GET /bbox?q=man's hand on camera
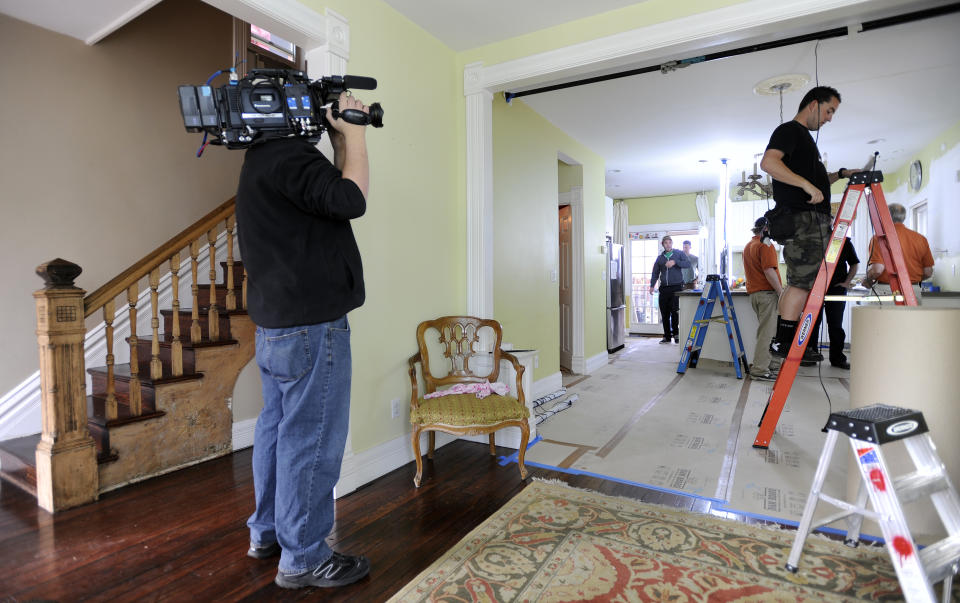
[326,92,370,139]
[327,91,370,198]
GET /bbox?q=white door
[559,205,573,369]
[629,228,702,335]
[629,232,664,335]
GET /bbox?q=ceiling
[3,0,959,199]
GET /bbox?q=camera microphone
[341,75,377,90]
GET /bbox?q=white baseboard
[531,371,563,400]
[232,417,257,451]
[333,371,562,496]
[333,429,460,498]
[585,351,609,374]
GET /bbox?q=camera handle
[330,101,384,128]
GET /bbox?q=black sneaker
[247,541,281,560]
[275,552,370,589]
[659,337,671,344]
[769,339,787,359]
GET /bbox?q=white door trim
[463,0,887,335]
[559,186,586,373]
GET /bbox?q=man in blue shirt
[649,235,692,343]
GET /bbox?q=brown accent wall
[0,0,243,396]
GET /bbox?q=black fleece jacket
[235,138,366,328]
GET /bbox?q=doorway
[558,204,573,370]
[628,225,701,335]
[557,179,585,373]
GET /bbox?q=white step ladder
[786,404,960,602]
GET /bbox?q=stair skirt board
[0,230,238,441]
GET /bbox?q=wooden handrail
[84,197,236,317]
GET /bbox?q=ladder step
[893,471,950,505]
[919,534,960,584]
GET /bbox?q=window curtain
[695,192,714,276]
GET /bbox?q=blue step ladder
[677,274,749,378]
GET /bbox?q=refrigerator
[606,238,626,353]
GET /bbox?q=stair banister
[32,197,239,512]
[82,198,236,318]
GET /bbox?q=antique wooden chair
[407,316,530,487]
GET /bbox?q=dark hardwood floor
[0,440,785,602]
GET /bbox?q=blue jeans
[247,316,352,573]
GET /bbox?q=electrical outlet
[390,398,402,419]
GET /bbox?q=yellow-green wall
[494,97,606,378]
[621,193,701,225]
[887,119,960,194]
[301,0,462,452]
[558,161,583,194]
[456,0,747,68]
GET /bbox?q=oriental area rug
[389,480,905,602]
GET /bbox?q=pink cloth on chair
[423,381,510,400]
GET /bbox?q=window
[912,201,928,237]
[233,20,302,76]
[250,25,295,63]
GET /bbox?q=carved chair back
[415,316,503,395]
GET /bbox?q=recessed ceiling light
[867,138,886,145]
[698,159,708,163]
[608,169,621,173]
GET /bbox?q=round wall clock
[909,160,922,191]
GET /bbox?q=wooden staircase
[0,199,256,511]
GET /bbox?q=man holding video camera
[236,91,372,590]
[759,86,854,360]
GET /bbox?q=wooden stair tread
[0,433,39,463]
[131,334,242,348]
[88,395,167,428]
[0,433,40,496]
[87,363,206,386]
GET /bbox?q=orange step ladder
[753,170,917,449]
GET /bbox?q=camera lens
[368,103,384,128]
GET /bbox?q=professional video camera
[178,68,383,151]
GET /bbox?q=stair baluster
[149,268,162,380]
[242,267,248,310]
[170,252,183,377]
[103,299,117,421]
[226,216,237,311]
[207,228,220,341]
[190,241,201,344]
[127,283,142,416]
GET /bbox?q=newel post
[33,258,98,512]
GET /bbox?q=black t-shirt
[829,237,860,291]
[766,120,831,215]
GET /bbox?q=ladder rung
[818,492,884,522]
[919,534,960,584]
[893,472,950,505]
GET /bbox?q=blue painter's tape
[500,447,725,505]
[497,434,542,466]
[711,504,884,543]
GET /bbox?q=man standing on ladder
[759,86,855,362]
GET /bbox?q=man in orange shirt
[862,203,933,302]
[744,218,783,381]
